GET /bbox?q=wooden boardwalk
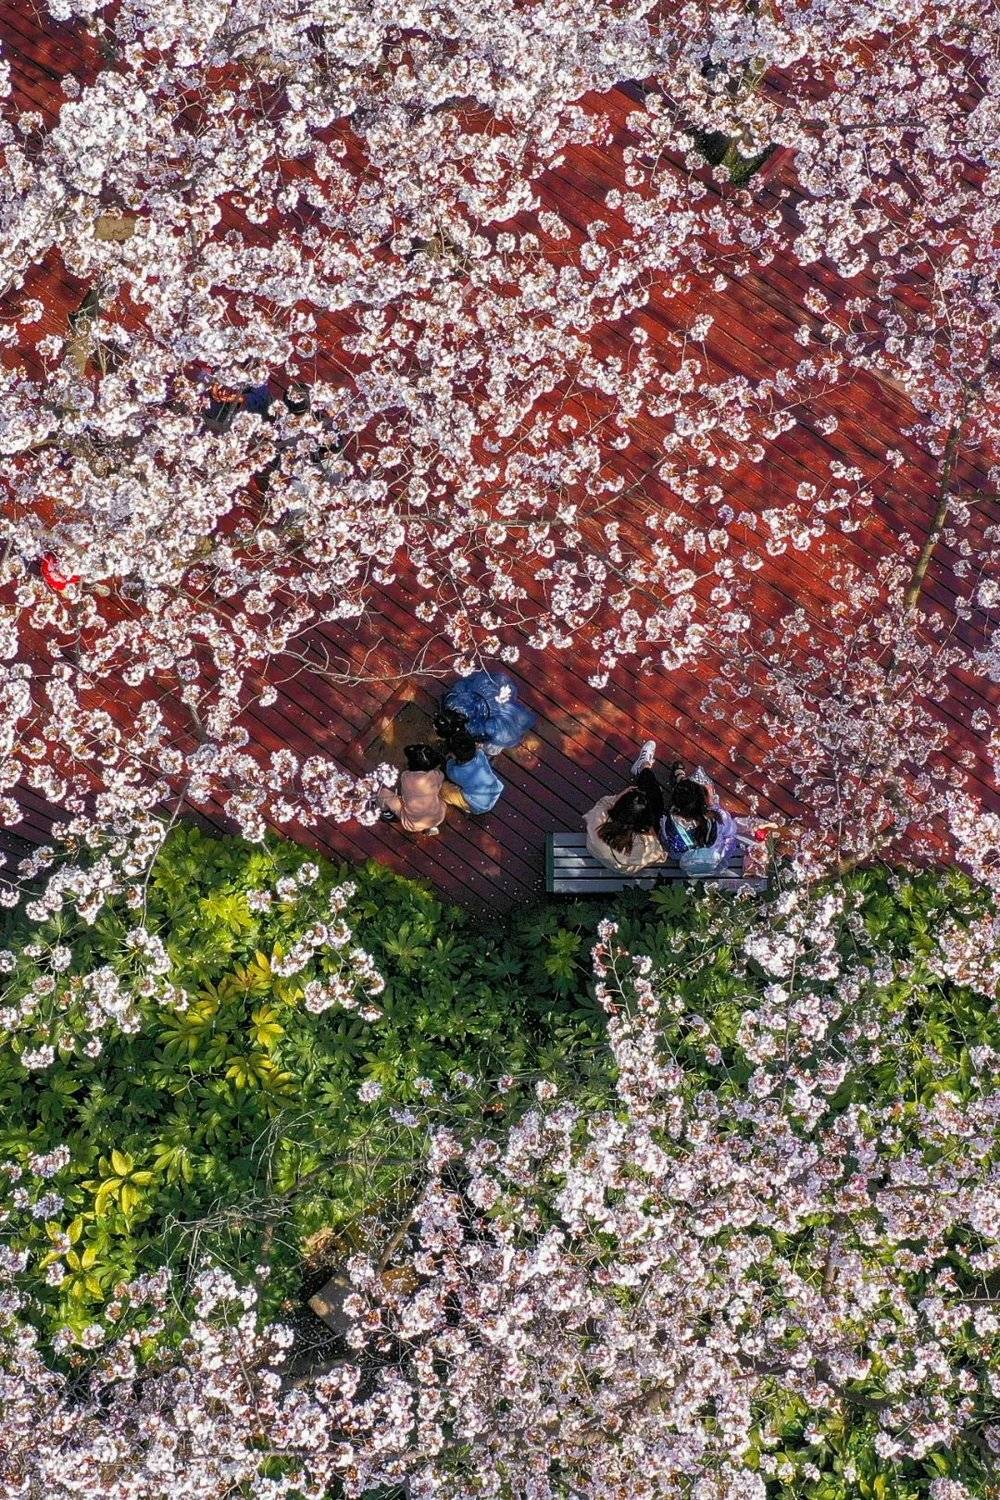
[1,9,997,912]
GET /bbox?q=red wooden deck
[1,8,997,912]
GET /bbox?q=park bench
[545,831,767,895]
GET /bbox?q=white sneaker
[631,740,656,775]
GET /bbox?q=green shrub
[0,824,611,1339]
[2,819,996,1401]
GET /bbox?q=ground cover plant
[0,822,608,1342]
[1,822,999,1497]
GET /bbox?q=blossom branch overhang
[0,0,993,881]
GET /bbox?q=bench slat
[551,864,683,876]
[553,868,683,878]
[545,831,754,895]
[551,877,652,891]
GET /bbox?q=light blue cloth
[443,670,536,752]
[445,751,504,813]
[661,806,740,876]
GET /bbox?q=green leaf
[250,1005,284,1050]
[93,1179,121,1216]
[119,1183,141,1215]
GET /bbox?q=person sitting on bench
[660,759,777,876]
[659,763,739,877]
[583,741,667,874]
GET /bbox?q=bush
[3,826,999,1499]
[0,824,614,1340]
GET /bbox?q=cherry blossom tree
[0,0,994,876]
[702,556,974,873]
[0,5,997,1495]
[3,887,1000,1498]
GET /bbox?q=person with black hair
[376,743,456,834]
[204,377,274,432]
[284,382,311,415]
[583,741,668,873]
[658,766,718,852]
[438,725,504,814]
[433,706,471,742]
[203,380,241,434]
[659,761,777,877]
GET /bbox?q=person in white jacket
[583,741,666,874]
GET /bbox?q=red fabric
[40,554,79,591]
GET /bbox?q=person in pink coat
[377,744,463,834]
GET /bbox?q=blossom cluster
[1,880,998,1496]
[0,0,992,891]
[0,839,383,1064]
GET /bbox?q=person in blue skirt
[435,716,504,813]
[243,382,275,419]
[442,669,536,754]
